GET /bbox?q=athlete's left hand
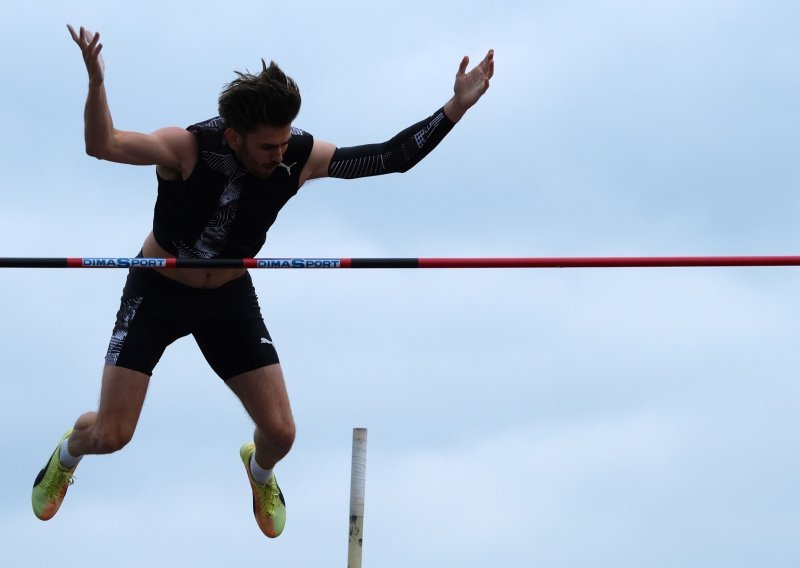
[445,50,494,121]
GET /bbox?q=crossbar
[1,256,800,269]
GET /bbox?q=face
[225,124,292,179]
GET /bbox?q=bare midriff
[141,232,246,289]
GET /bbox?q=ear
[224,127,242,151]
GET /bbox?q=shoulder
[187,116,226,134]
[148,126,199,181]
[299,138,337,183]
[151,126,197,147]
[186,117,226,148]
[286,127,314,162]
[289,127,313,150]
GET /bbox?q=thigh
[95,364,151,436]
[226,364,294,433]
[194,315,279,380]
[192,273,279,380]
[106,269,193,376]
[70,365,151,455]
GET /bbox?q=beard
[236,145,279,179]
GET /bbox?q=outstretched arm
[301,50,494,184]
[67,25,196,180]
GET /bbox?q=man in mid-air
[32,24,494,537]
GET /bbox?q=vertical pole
[348,428,368,568]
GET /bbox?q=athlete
[32,24,494,538]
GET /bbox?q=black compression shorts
[104,268,279,380]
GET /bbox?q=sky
[1,0,799,566]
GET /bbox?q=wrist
[443,98,467,123]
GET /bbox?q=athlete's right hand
[67,24,105,85]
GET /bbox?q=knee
[91,424,135,454]
[273,421,296,454]
[261,420,296,455]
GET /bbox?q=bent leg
[227,363,295,470]
[67,365,150,456]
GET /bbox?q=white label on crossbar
[256,259,341,268]
[82,258,169,268]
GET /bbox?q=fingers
[457,55,470,76]
[87,30,102,53]
[483,49,495,79]
[67,24,79,42]
[67,24,89,45]
[476,49,494,81]
[67,24,101,52]
[459,50,495,79]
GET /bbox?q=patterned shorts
[105,268,279,380]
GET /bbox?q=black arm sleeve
[327,107,456,179]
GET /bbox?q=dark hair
[218,59,301,133]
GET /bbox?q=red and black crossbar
[2,256,800,269]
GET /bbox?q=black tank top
[152,117,314,258]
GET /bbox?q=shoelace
[257,478,280,516]
[44,466,75,500]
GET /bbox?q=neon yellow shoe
[32,429,78,520]
[239,443,286,538]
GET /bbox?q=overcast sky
[2,1,799,566]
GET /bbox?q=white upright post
[348,428,368,568]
